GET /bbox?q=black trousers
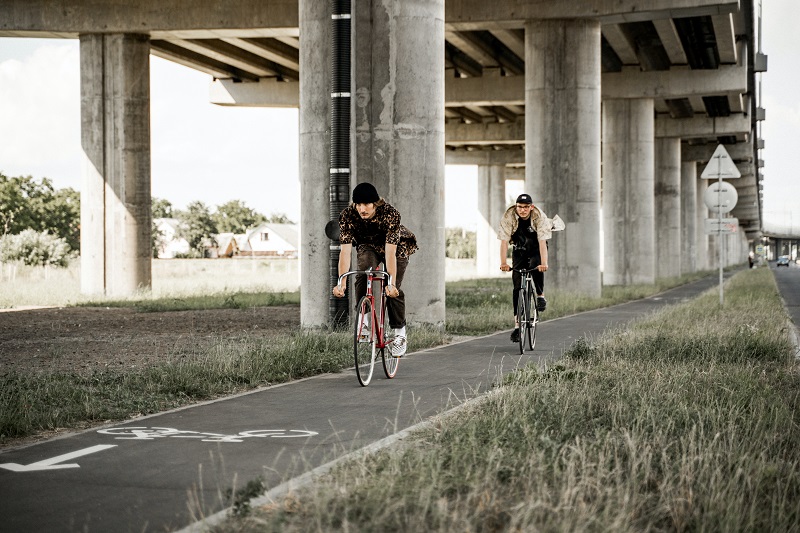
[511,249,544,316]
[353,247,409,329]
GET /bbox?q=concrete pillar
[352,0,445,326]
[525,19,601,297]
[79,33,151,296]
[680,161,698,273]
[696,178,710,270]
[602,98,655,285]
[476,165,505,277]
[299,0,331,327]
[654,137,681,279]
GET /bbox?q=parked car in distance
[777,255,790,267]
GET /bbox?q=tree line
[1,173,476,265]
[0,173,291,266]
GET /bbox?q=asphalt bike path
[0,272,740,532]
[770,261,800,348]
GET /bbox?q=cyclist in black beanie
[332,182,418,357]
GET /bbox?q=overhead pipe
[329,0,351,327]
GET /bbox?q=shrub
[0,229,73,267]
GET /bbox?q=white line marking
[0,444,117,472]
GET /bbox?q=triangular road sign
[701,144,742,179]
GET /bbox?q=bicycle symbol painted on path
[97,427,318,443]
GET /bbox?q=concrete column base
[476,165,505,277]
[680,160,698,273]
[602,98,655,285]
[525,18,602,297]
[696,178,710,270]
[655,137,681,279]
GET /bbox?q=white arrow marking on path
[0,444,117,472]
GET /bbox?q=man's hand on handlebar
[385,284,400,298]
[332,284,346,298]
[537,264,548,272]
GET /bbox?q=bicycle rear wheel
[354,296,376,386]
[517,288,527,355]
[380,299,399,378]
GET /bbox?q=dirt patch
[0,305,301,375]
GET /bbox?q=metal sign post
[701,144,741,306]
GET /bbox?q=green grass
[227,267,800,532]
[80,290,300,312]
[445,270,711,335]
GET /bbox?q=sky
[0,38,481,230]
[0,0,795,233]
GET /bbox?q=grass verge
[79,290,300,312]
[228,267,799,532]
[445,270,711,335]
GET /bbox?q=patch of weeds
[540,364,586,381]
[226,476,265,518]
[565,336,595,361]
[223,293,238,309]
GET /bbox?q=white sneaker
[390,335,407,358]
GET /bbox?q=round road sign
[703,181,738,214]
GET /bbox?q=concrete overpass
[0,0,767,326]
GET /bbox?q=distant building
[214,232,239,258]
[153,219,298,259]
[238,223,298,258]
[153,218,190,258]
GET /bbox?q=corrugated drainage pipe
[329,0,351,328]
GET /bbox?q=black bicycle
[514,267,540,354]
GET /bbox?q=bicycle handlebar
[512,267,542,274]
[337,268,394,288]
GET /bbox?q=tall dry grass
[229,267,799,532]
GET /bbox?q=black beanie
[352,182,380,204]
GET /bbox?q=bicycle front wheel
[517,288,527,355]
[354,296,376,386]
[380,299,399,379]
[527,296,537,351]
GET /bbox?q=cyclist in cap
[498,193,552,343]
[332,182,418,357]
